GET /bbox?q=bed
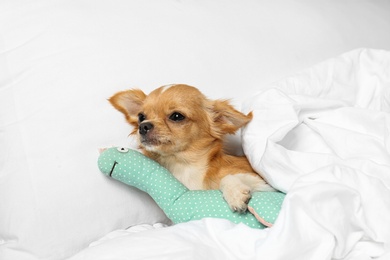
[1,1,390,259]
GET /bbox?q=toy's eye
[117,147,129,153]
[138,113,146,123]
[169,112,185,122]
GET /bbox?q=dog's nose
[139,122,153,135]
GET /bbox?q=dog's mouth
[140,136,171,148]
[140,138,159,146]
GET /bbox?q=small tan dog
[109,84,274,212]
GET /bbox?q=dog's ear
[209,100,253,138]
[109,89,146,127]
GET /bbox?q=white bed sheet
[70,49,390,260]
[69,219,268,260]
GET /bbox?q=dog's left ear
[209,100,253,137]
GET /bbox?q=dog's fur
[109,84,274,212]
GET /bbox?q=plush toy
[98,147,285,229]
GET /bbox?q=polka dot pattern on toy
[98,147,285,229]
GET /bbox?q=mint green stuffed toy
[98,147,285,229]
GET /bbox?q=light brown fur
[109,84,274,212]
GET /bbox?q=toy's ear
[208,100,253,138]
[109,89,147,129]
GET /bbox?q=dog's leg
[220,174,275,213]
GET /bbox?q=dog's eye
[169,112,185,122]
[138,113,146,123]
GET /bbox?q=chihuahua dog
[109,84,274,212]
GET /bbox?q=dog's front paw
[220,175,252,213]
[223,187,251,213]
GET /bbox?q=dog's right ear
[109,89,146,127]
[208,99,253,139]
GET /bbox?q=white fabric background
[1,1,390,259]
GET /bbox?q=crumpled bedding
[242,48,390,259]
[69,49,390,260]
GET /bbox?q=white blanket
[242,48,390,259]
[69,49,390,260]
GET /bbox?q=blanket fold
[242,49,390,259]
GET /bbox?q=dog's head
[109,84,252,156]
